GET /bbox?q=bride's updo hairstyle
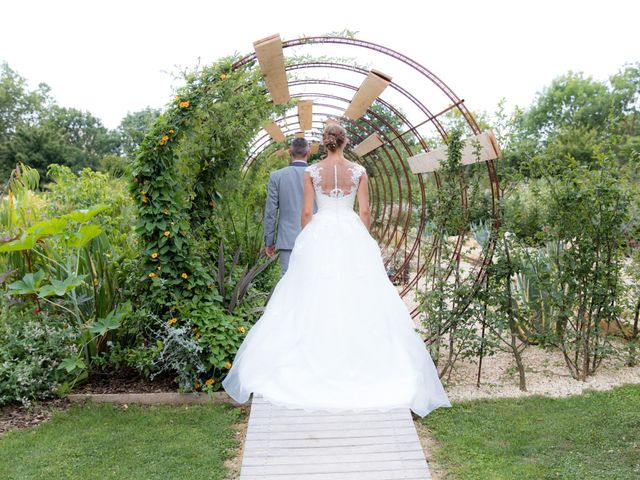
[322,123,347,152]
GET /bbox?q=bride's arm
[301,172,315,229]
[356,171,371,231]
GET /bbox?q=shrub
[0,302,79,406]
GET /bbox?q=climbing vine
[125,56,287,389]
[130,57,284,312]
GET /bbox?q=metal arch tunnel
[231,35,501,319]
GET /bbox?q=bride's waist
[314,207,359,216]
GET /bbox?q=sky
[1,0,638,130]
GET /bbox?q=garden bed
[0,398,71,435]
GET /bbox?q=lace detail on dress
[305,163,365,198]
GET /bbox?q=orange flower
[205,378,214,385]
[169,129,174,133]
[220,74,227,81]
[167,317,177,325]
[194,382,201,389]
[179,101,190,108]
[141,196,148,203]
[181,272,188,279]
[163,231,171,237]
[151,252,159,259]
[148,272,157,278]
[224,361,232,369]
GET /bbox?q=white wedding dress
[222,161,452,417]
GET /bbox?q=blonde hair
[322,123,347,152]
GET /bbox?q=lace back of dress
[308,162,363,198]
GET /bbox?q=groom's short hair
[290,138,310,159]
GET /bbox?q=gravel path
[441,340,640,402]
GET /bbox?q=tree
[0,123,68,180]
[518,64,639,145]
[0,62,51,139]
[43,106,121,169]
[118,107,161,159]
[0,63,122,181]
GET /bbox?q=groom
[264,137,315,276]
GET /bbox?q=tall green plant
[530,141,632,380]
[418,127,486,379]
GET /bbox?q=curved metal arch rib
[231,35,500,320]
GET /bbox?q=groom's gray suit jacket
[264,160,316,250]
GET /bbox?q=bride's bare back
[301,157,371,230]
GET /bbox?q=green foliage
[515,63,640,169]
[0,302,79,406]
[117,107,161,159]
[418,127,486,379]
[42,106,121,168]
[130,57,278,305]
[0,62,123,181]
[0,163,136,395]
[126,56,285,388]
[527,141,633,380]
[44,163,136,255]
[0,61,51,138]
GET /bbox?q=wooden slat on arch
[352,133,383,157]
[344,69,392,120]
[253,34,290,104]
[263,121,286,142]
[408,130,501,173]
[298,100,313,131]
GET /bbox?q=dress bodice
[305,162,366,213]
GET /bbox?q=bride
[222,123,451,417]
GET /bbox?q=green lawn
[422,383,640,479]
[0,402,244,480]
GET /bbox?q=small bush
[0,302,79,406]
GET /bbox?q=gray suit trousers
[278,249,292,276]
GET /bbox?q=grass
[422,383,640,479]
[0,401,244,480]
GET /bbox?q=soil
[414,420,450,480]
[0,368,177,435]
[0,397,72,435]
[224,405,251,480]
[73,367,178,394]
